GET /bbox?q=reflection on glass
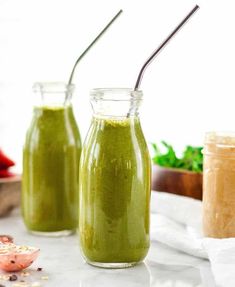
[78,262,150,287]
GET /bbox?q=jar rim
[33,82,75,93]
[204,131,235,146]
[90,88,143,101]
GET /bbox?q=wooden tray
[151,164,203,200]
[0,175,21,217]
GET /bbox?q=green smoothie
[22,105,81,233]
[79,116,151,264]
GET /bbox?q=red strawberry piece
[0,235,14,244]
[0,169,15,178]
[0,150,15,170]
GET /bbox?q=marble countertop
[0,210,216,287]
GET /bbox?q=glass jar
[79,88,151,268]
[22,82,82,236]
[203,132,235,238]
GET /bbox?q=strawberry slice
[0,149,15,170]
[0,169,15,178]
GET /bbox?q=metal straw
[134,5,199,90]
[68,9,123,85]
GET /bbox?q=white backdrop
[0,0,235,171]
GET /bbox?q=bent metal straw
[134,5,199,90]
[68,9,123,85]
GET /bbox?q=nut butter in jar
[203,132,235,238]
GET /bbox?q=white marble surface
[0,210,216,287]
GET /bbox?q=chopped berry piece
[0,235,14,243]
[0,169,15,178]
[0,150,15,169]
[9,274,17,281]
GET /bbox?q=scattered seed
[0,243,39,255]
[9,274,18,281]
[12,283,30,287]
[41,276,48,280]
[31,282,42,287]
[0,274,9,280]
[21,272,30,277]
[11,260,15,264]
[37,267,42,271]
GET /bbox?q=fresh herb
[152,141,203,173]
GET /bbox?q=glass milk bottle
[79,88,151,268]
[22,82,81,236]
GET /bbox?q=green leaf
[151,141,203,172]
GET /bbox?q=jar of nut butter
[203,132,235,238]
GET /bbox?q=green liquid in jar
[79,116,151,263]
[22,105,81,232]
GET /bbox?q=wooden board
[0,175,21,217]
[151,165,203,200]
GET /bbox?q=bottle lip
[90,88,143,101]
[33,82,75,93]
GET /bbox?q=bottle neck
[33,82,74,107]
[90,88,143,119]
